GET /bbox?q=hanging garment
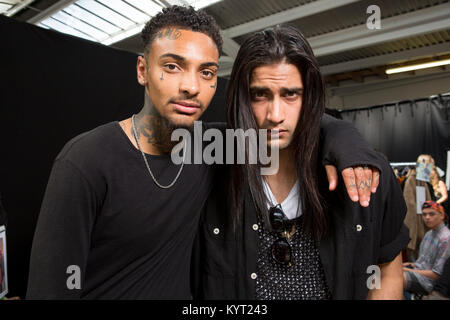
[403,172,432,258]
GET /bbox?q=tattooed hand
[325,165,380,207]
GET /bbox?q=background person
[403,201,450,298]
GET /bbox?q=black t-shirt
[0,193,6,227]
[27,122,214,299]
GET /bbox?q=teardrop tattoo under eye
[160,73,164,80]
[210,83,216,88]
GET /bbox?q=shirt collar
[433,223,445,233]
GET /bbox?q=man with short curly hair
[141,5,223,57]
[27,5,225,300]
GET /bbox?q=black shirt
[26,114,384,299]
[192,127,410,300]
[27,121,214,299]
[0,193,6,227]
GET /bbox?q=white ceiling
[4,0,450,108]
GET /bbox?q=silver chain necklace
[131,114,186,189]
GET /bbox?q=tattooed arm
[320,114,382,207]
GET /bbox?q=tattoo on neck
[156,28,182,41]
[135,113,177,154]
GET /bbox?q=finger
[325,165,338,191]
[363,166,373,204]
[354,166,370,207]
[371,169,380,193]
[341,168,359,202]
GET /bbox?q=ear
[137,56,147,85]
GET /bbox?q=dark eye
[251,92,267,101]
[285,91,300,100]
[201,70,215,79]
[164,64,179,71]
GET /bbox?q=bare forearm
[437,195,448,204]
[367,253,403,300]
[407,269,440,281]
[437,181,448,204]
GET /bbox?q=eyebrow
[159,53,185,62]
[200,62,219,69]
[250,86,303,93]
[159,53,219,69]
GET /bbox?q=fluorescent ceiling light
[386,59,450,74]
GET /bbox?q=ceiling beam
[219,0,362,72]
[311,2,450,56]
[219,3,450,77]
[5,0,36,17]
[220,31,240,58]
[328,68,450,98]
[222,0,360,39]
[320,42,450,75]
[27,0,77,24]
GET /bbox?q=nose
[179,69,200,97]
[266,96,285,125]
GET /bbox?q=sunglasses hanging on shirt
[268,204,295,267]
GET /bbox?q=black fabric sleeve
[0,193,7,227]
[377,167,410,264]
[190,208,204,300]
[26,159,98,299]
[320,114,382,172]
[203,122,226,133]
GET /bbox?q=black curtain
[340,95,450,171]
[0,15,227,297]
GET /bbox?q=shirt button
[213,228,220,235]
[356,224,362,232]
[250,273,257,280]
[252,224,259,231]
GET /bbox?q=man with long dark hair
[193,25,409,300]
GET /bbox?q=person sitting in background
[423,257,450,300]
[403,201,450,297]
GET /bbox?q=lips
[172,101,200,115]
[267,128,287,135]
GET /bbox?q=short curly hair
[141,5,223,56]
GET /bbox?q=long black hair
[227,25,327,240]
